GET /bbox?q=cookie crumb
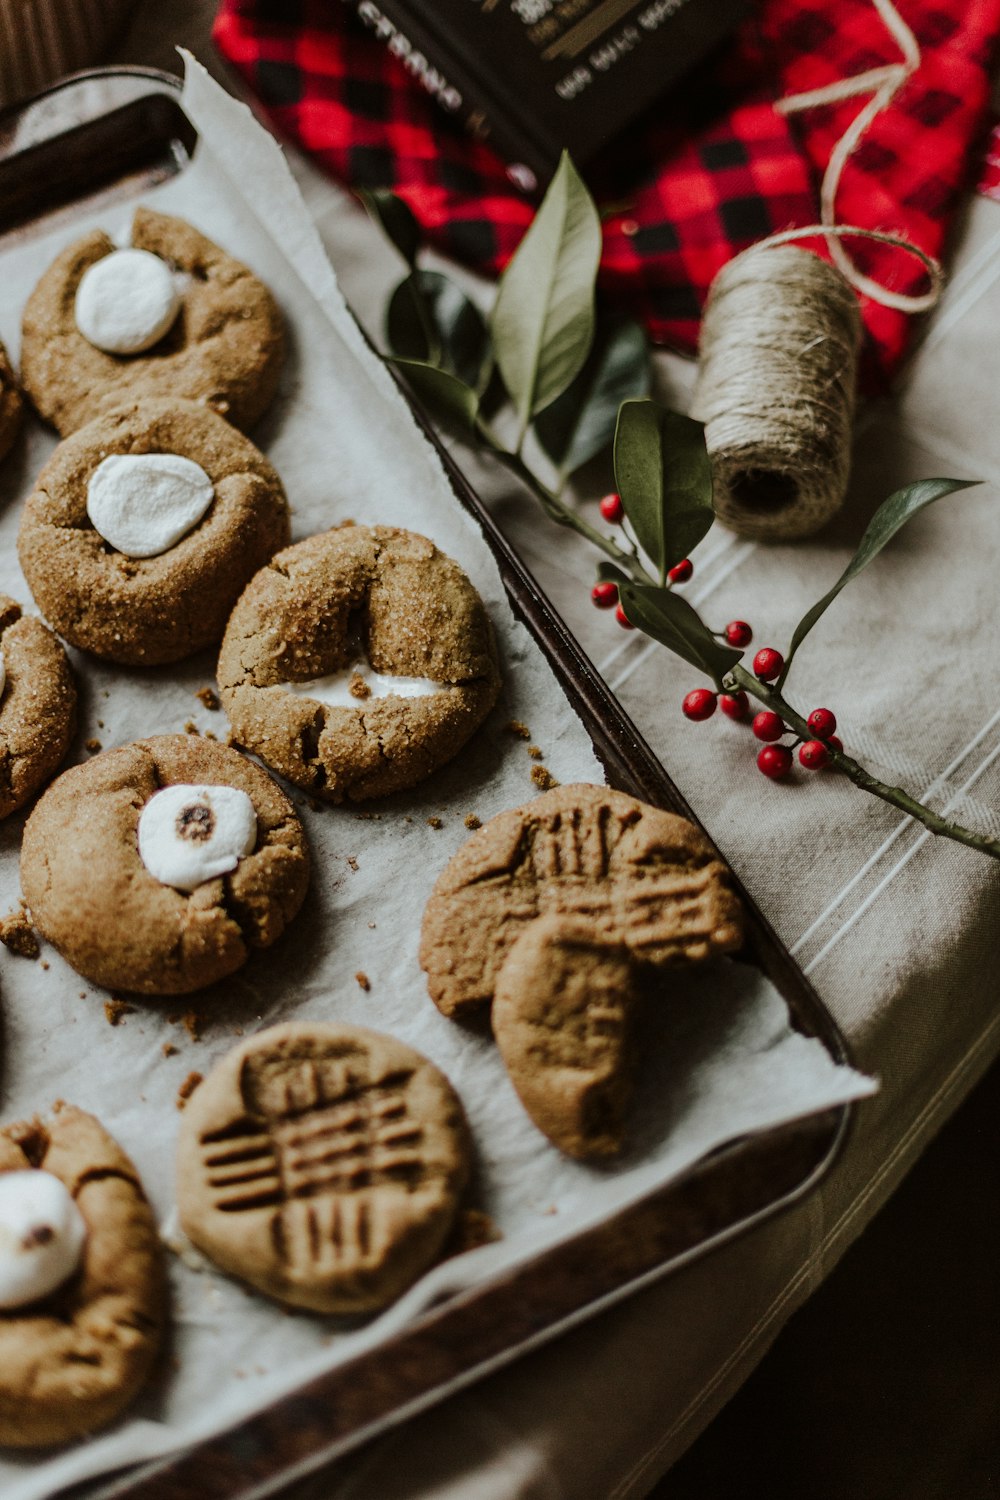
[85,738,102,754]
[367,921,376,929]
[40,960,49,970]
[104,997,136,1026]
[528,745,543,759]
[426,816,443,829]
[172,1010,204,1042]
[505,719,531,740]
[176,1072,203,1110]
[162,1042,178,1058]
[346,855,359,872]
[183,720,200,736]
[531,765,558,791]
[204,730,218,742]
[348,671,371,700]
[464,813,481,830]
[196,687,221,711]
[0,908,39,959]
[355,971,371,991]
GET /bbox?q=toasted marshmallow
[0,1170,87,1309]
[87,453,214,558]
[138,783,257,893]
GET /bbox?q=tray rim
[0,65,855,1500]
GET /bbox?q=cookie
[0,340,23,464]
[20,207,284,435]
[0,1102,164,1448]
[419,783,743,1019]
[0,595,76,819]
[176,1023,470,1315]
[492,915,637,1159]
[17,399,290,666]
[20,735,310,994]
[218,524,502,802]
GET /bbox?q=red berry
[757,744,793,779]
[615,602,634,630]
[827,734,843,754]
[807,707,837,739]
[753,647,784,681]
[591,580,619,609]
[724,620,753,647]
[752,710,785,743]
[668,558,693,584]
[798,739,830,770]
[600,492,624,523]
[682,688,717,722]
[719,691,750,720]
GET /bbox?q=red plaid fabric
[214,0,1000,385]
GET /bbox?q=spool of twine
[691,242,862,542]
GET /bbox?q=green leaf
[596,560,631,585]
[618,583,743,684]
[387,270,492,391]
[535,318,650,478]
[613,400,714,583]
[391,359,479,432]
[782,477,979,682]
[489,152,602,433]
[357,189,420,267]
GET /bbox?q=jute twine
[690,0,944,541]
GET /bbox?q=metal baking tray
[0,67,853,1500]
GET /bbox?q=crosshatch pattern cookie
[218,524,502,802]
[17,399,290,666]
[0,1103,164,1448]
[0,594,76,820]
[420,783,744,1019]
[0,339,23,464]
[20,735,310,994]
[20,207,285,435]
[176,1023,471,1315]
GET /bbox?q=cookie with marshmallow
[20,735,310,994]
[17,398,289,665]
[0,594,76,819]
[0,1102,164,1447]
[20,206,284,435]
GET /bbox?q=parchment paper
[0,59,875,1500]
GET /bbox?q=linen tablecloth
[83,6,1000,1492]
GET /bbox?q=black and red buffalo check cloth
[214,0,1000,385]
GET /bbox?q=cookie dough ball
[17,399,290,666]
[420,783,744,1019]
[218,525,502,803]
[20,207,284,435]
[0,1103,164,1448]
[0,595,76,819]
[176,1023,471,1314]
[21,735,310,994]
[0,340,23,464]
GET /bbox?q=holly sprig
[360,162,998,864]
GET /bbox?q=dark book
[349,0,747,189]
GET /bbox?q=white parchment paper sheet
[0,60,875,1499]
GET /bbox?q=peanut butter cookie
[18,398,290,666]
[176,1023,470,1315]
[0,595,76,819]
[20,735,310,995]
[20,207,284,435]
[0,1103,164,1448]
[0,339,23,464]
[218,524,501,802]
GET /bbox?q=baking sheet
[0,58,875,1500]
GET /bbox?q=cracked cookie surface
[218,524,501,802]
[0,595,76,820]
[176,1022,470,1314]
[0,340,23,464]
[20,207,284,435]
[17,398,290,666]
[20,735,310,994]
[0,1102,165,1448]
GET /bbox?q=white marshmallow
[0,1170,87,1309]
[87,453,215,558]
[138,784,257,893]
[75,248,181,354]
[284,660,449,708]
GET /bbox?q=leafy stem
[727,665,1000,863]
